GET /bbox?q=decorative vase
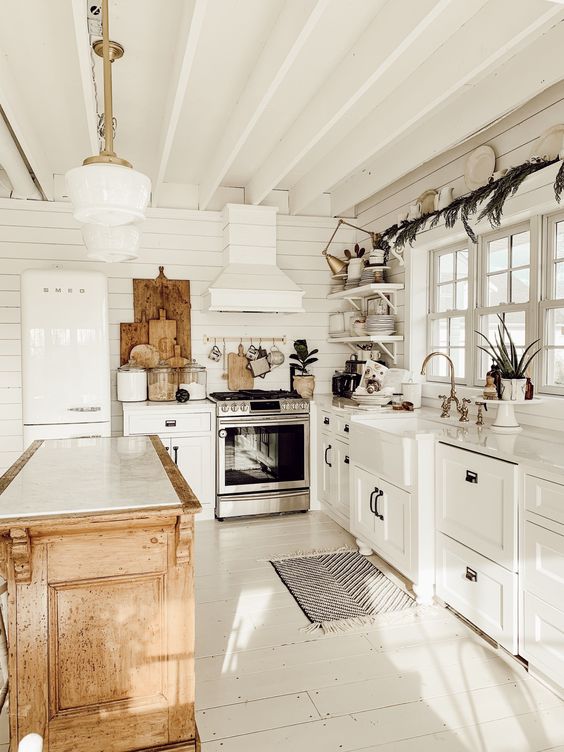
[500,377,527,401]
[293,374,315,399]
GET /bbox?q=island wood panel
[4,513,197,752]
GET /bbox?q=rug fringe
[260,545,356,563]
[301,615,376,635]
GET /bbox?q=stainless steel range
[209,389,310,520]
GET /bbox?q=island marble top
[0,436,190,521]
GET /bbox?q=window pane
[450,316,465,347]
[438,283,454,312]
[556,222,564,259]
[487,273,508,306]
[547,308,564,347]
[439,253,454,282]
[511,268,529,304]
[431,318,448,348]
[547,349,564,386]
[456,281,468,310]
[428,349,449,378]
[456,251,468,279]
[555,262,564,299]
[478,312,526,378]
[488,237,508,272]
[511,231,530,267]
[450,348,465,379]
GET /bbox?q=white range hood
[205,204,304,313]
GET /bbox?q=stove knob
[301,401,307,409]
[231,404,238,412]
[221,404,229,413]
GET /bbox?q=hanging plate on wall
[464,145,496,190]
[530,124,564,160]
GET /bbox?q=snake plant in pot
[290,339,318,398]
[475,314,541,400]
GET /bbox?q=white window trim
[539,210,564,395]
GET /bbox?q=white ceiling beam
[331,22,564,217]
[152,0,208,207]
[289,0,564,216]
[197,0,330,211]
[245,0,478,207]
[70,0,99,156]
[0,55,52,199]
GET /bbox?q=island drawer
[127,411,212,436]
[523,520,564,607]
[525,474,564,527]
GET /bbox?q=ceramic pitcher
[434,186,454,210]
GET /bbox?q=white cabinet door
[523,592,564,688]
[317,431,333,505]
[376,477,412,574]
[330,439,350,523]
[172,435,214,506]
[350,465,378,544]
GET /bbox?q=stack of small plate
[365,314,395,336]
[352,392,392,407]
[330,273,346,294]
[359,264,388,286]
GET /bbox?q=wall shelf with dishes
[327,335,403,362]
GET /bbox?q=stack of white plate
[365,314,395,336]
[352,393,392,406]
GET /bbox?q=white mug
[407,202,421,221]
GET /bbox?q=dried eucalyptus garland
[377,156,561,253]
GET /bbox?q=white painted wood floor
[195,512,564,751]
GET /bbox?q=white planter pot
[500,377,527,401]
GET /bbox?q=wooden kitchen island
[0,435,201,752]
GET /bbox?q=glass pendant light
[66,0,150,260]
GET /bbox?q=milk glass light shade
[82,222,141,263]
[66,163,151,226]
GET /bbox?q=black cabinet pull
[323,417,330,425]
[465,470,478,484]
[374,489,384,520]
[369,490,376,515]
[344,424,350,433]
[344,455,350,464]
[465,566,477,582]
[324,445,332,467]
[165,419,177,427]
[173,445,179,465]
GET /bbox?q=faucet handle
[459,397,471,423]
[438,394,450,418]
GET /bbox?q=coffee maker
[332,371,361,398]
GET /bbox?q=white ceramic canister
[117,364,147,402]
[401,378,422,408]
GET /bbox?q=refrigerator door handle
[68,406,102,412]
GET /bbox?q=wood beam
[245,0,475,208]
[197,0,330,211]
[331,22,564,217]
[152,0,208,207]
[70,0,99,156]
[289,0,564,216]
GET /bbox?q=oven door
[217,415,309,495]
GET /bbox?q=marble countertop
[123,399,214,411]
[0,436,190,521]
[314,395,564,477]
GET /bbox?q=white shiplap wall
[354,79,564,370]
[0,200,352,474]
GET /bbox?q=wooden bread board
[133,267,191,359]
[149,309,177,362]
[166,345,189,368]
[120,316,149,365]
[228,344,254,390]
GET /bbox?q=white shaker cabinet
[123,402,216,520]
[316,409,351,529]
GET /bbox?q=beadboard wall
[0,200,352,474]
[354,79,564,372]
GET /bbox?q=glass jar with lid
[178,359,207,400]
[148,366,177,401]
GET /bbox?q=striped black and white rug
[270,548,415,634]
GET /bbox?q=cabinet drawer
[319,410,333,431]
[436,533,517,653]
[436,443,517,570]
[128,411,211,436]
[524,592,564,689]
[334,416,352,440]
[524,521,564,607]
[525,474,564,527]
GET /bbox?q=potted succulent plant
[475,314,541,401]
[290,339,318,398]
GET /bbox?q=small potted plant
[475,315,541,401]
[290,339,318,398]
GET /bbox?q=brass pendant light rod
[83,0,131,168]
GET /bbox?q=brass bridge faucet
[420,352,470,422]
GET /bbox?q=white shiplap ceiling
[0,0,563,214]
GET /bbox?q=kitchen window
[427,245,472,382]
[540,212,564,394]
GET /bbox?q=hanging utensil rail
[203,335,287,345]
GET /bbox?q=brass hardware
[92,39,124,62]
[421,352,467,420]
[321,218,383,274]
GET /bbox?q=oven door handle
[218,416,308,427]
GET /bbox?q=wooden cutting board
[228,344,254,391]
[149,309,177,361]
[166,344,189,368]
[120,314,148,365]
[133,267,191,359]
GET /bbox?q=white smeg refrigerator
[21,269,111,446]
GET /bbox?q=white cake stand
[486,398,540,433]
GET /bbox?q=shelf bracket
[374,291,397,314]
[377,341,396,362]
